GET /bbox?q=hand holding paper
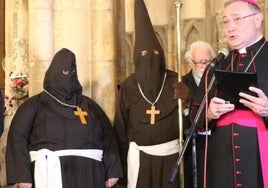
[239,86,268,117]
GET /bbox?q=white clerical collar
[238,35,263,54]
[192,72,201,86]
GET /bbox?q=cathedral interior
[0,0,267,185]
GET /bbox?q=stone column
[5,0,30,98]
[125,0,134,78]
[53,0,91,95]
[1,1,31,185]
[114,0,126,94]
[90,0,117,120]
[12,0,29,74]
[166,0,176,72]
[28,0,54,95]
[166,27,177,72]
[262,1,268,37]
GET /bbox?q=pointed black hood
[134,0,166,101]
[43,48,82,104]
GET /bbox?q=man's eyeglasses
[191,59,212,65]
[221,13,257,27]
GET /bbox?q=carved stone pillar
[261,0,268,37]
[5,0,30,97]
[12,0,29,74]
[28,0,54,95]
[90,0,117,120]
[2,1,32,185]
[166,0,176,72]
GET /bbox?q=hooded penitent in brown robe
[113,0,188,187]
[6,48,122,188]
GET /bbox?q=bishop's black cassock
[191,37,268,188]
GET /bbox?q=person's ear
[255,12,263,28]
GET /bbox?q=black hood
[43,48,82,104]
[134,0,166,101]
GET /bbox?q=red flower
[9,72,29,98]
[15,78,23,87]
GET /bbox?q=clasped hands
[207,86,268,120]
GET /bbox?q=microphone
[208,48,229,69]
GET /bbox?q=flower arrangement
[9,72,29,99]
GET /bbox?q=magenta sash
[216,110,268,187]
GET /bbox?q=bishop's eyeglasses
[221,13,257,27]
[191,59,212,66]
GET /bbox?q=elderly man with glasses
[182,40,216,188]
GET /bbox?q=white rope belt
[127,139,179,188]
[30,148,103,188]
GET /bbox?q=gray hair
[184,40,216,63]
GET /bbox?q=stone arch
[182,19,205,52]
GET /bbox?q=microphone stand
[190,130,198,188]
[168,68,216,184]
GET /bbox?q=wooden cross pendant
[74,107,88,125]
[146,105,160,125]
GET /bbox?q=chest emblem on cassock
[146,105,160,125]
[74,107,88,125]
[137,72,167,125]
[43,90,89,125]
